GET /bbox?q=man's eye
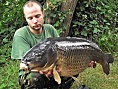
[28,17,33,20]
[35,14,41,18]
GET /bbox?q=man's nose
[33,18,38,23]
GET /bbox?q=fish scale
[56,44,90,76]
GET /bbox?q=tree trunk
[44,0,78,37]
[60,0,78,37]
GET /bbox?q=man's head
[23,0,44,33]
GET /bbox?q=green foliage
[0,1,26,87]
[0,0,27,46]
[70,0,118,38]
[44,0,68,34]
[69,0,118,55]
[96,28,118,54]
[0,41,12,62]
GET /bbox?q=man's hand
[88,61,97,68]
[39,66,61,77]
[39,69,53,77]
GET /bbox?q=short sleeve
[11,35,30,59]
[53,28,60,37]
[49,25,60,37]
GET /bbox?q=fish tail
[102,54,114,75]
[102,62,110,75]
[105,54,114,63]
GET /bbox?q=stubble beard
[31,24,42,31]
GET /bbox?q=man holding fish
[11,0,98,89]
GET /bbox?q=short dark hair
[23,0,43,11]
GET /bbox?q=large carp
[20,37,114,84]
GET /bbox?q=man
[11,0,77,89]
[11,0,96,89]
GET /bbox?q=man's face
[24,3,44,31]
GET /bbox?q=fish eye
[35,53,41,57]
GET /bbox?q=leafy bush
[69,0,118,38]
[0,1,26,87]
[96,28,118,57]
[0,0,27,46]
[69,0,118,55]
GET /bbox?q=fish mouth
[25,59,47,70]
[29,62,45,69]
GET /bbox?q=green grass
[0,59,118,89]
[0,60,20,89]
[71,60,118,89]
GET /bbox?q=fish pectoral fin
[71,76,80,83]
[53,66,61,84]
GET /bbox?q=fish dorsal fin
[71,76,80,83]
[53,66,61,84]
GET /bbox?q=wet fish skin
[21,37,114,76]
[55,42,113,76]
[21,39,58,69]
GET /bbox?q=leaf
[93,28,98,34]
[2,38,8,43]
[81,31,87,36]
